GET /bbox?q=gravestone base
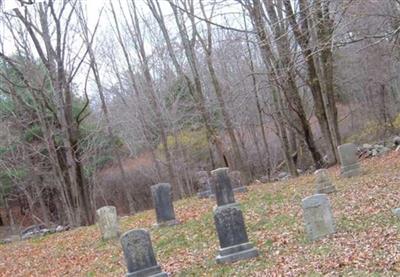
[154,219,179,228]
[340,163,361,178]
[233,186,248,193]
[126,265,167,277]
[216,242,259,264]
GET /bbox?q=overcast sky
[0,0,245,99]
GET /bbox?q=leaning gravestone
[196,171,213,198]
[338,143,361,178]
[302,194,335,241]
[96,206,119,240]
[214,204,259,263]
[120,229,167,277]
[314,169,336,194]
[151,183,178,227]
[211,167,236,206]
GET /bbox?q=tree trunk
[283,0,340,163]
[80,14,136,214]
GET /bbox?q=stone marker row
[99,170,337,275]
[101,193,336,276]
[96,142,363,275]
[95,183,178,242]
[303,142,364,241]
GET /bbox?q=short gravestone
[229,170,248,193]
[314,169,336,194]
[151,183,178,227]
[302,194,335,241]
[214,203,258,263]
[120,229,167,277]
[196,171,213,198]
[96,206,119,240]
[211,167,236,206]
[338,143,361,178]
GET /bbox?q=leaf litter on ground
[1,152,400,276]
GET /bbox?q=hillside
[1,152,400,276]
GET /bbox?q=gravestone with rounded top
[302,194,335,241]
[120,229,167,277]
[151,183,178,227]
[211,167,236,206]
[96,206,119,240]
[338,143,361,178]
[196,171,213,198]
[314,169,336,194]
[214,203,258,263]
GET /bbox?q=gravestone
[302,194,335,241]
[96,206,119,240]
[211,167,236,206]
[214,204,258,263]
[120,229,167,277]
[338,143,361,177]
[196,171,213,198]
[314,169,336,194]
[228,170,248,193]
[151,183,178,227]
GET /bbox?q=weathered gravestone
[302,194,335,241]
[214,204,259,263]
[211,167,236,206]
[314,169,336,194]
[196,171,213,198]
[338,143,361,178]
[151,183,178,227]
[96,206,119,240]
[228,170,248,193]
[120,229,167,277]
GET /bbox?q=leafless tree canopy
[1,0,399,228]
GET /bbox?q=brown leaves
[1,152,400,275]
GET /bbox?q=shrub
[23,124,43,142]
[158,129,209,162]
[345,121,380,144]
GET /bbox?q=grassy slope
[1,152,400,276]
